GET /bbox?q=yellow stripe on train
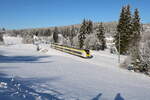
[51,43,92,58]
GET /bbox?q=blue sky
[0,0,149,29]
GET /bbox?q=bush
[84,34,101,50]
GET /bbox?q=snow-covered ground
[1,37,150,100]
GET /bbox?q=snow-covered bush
[72,34,80,48]
[110,45,118,54]
[127,31,150,74]
[22,34,33,44]
[84,34,101,50]
[120,56,132,69]
[138,40,150,72]
[60,36,71,46]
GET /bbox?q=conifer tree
[114,5,132,54]
[86,20,93,35]
[78,19,94,48]
[70,26,76,46]
[115,6,125,54]
[0,28,5,42]
[53,27,59,43]
[0,33,3,42]
[125,5,133,46]
[97,23,106,50]
[130,8,142,68]
[78,19,86,48]
[131,8,141,46]
[46,29,52,36]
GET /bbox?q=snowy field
[1,36,150,100]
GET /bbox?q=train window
[84,50,90,54]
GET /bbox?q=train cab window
[84,50,90,54]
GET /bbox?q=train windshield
[84,50,90,54]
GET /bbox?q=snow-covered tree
[0,28,5,43]
[0,34,3,43]
[73,34,80,48]
[84,34,100,50]
[69,26,76,46]
[138,40,150,72]
[130,8,142,69]
[96,23,106,50]
[131,8,141,46]
[78,19,87,48]
[114,5,132,54]
[53,27,59,43]
[86,20,93,35]
[59,34,71,46]
[78,19,94,49]
[0,34,3,42]
[44,29,52,36]
[129,38,150,73]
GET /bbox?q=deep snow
[0,36,150,100]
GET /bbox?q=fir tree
[115,5,132,54]
[78,19,86,48]
[78,19,94,48]
[131,8,141,46]
[45,29,52,36]
[115,6,125,54]
[97,23,106,50]
[70,26,76,46]
[53,27,59,43]
[0,28,5,42]
[125,5,133,46]
[86,20,93,35]
[130,8,142,69]
[0,33,3,42]
[62,27,70,38]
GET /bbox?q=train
[51,43,92,58]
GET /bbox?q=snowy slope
[0,38,150,100]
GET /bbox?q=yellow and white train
[51,43,92,58]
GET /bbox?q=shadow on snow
[0,55,52,63]
[0,73,63,100]
[114,93,125,100]
[91,93,125,100]
[91,93,102,100]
